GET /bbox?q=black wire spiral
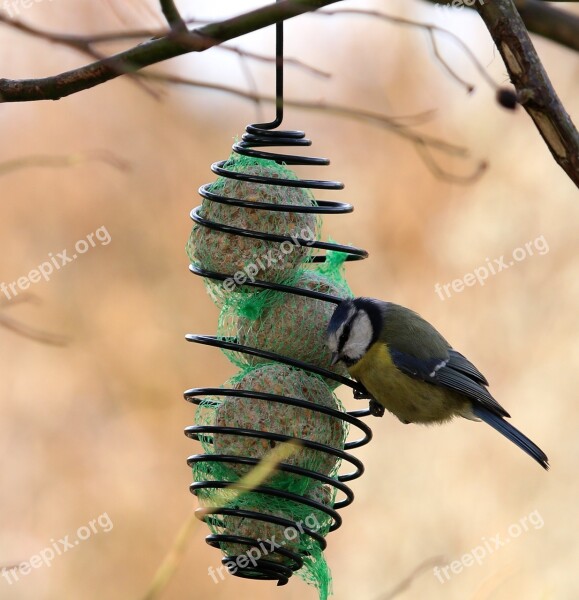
[184,14,372,588]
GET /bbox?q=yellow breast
[348,342,469,424]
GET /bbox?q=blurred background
[0,0,577,598]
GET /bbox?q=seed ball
[220,483,334,564]
[187,161,320,300]
[213,364,345,479]
[224,270,352,387]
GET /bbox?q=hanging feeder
[184,10,372,597]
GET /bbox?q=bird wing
[389,347,510,418]
[446,349,488,385]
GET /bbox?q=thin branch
[375,556,446,600]
[147,73,466,154]
[514,0,579,52]
[422,0,579,53]
[0,6,483,181]
[158,0,186,31]
[0,14,161,99]
[474,0,579,186]
[0,294,68,346]
[0,14,328,79]
[0,150,131,176]
[0,0,341,103]
[143,71,487,183]
[414,141,488,184]
[318,8,500,94]
[0,313,68,346]
[235,49,264,123]
[425,27,474,93]
[221,44,331,79]
[0,2,574,183]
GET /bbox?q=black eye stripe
[337,322,351,352]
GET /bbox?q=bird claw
[353,385,372,400]
[369,399,385,418]
[352,386,384,417]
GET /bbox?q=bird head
[326,298,383,367]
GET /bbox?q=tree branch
[159,0,186,31]
[0,1,575,184]
[0,296,68,346]
[319,8,501,93]
[0,0,340,103]
[474,0,579,186]
[514,0,579,53]
[422,0,579,53]
[141,71,487,183]
[0,151,130,175]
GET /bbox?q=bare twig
[0,2,574,183]
[0,14,160,99]
[0,294,68,346]
[158,0,186,31]
[143,71,486,183]
[414,142,488,184]
[221,44,331,79]
[317,8,500,93]
[514,0,579,53]
[423,0,579,53]
[0,307,68,346]
[1,14,328,79]
[474,0,579,186]
[0,0,342,103]
[374,556,446,600]
[0,6,482,181]
[235,49,264,122]
[0,150,131,176]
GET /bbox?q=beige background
[0,1,577,599]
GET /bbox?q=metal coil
[185,81,371,588]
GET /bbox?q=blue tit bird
[326,297,548,469]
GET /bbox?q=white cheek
[343,312,373,360]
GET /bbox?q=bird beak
[330,352,340,367]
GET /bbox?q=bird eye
[339,322,351,347]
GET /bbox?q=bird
[326,297,549,470]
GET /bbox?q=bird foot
[369,399,385,418]
[353,385,372,400]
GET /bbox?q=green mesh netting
[194,364,347,598]
[217,254,353,388]
[207,364,347,484]
[186,152,321,306]
[195,486,334,599]
[188,154,352,599]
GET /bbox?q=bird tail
[472,405,549,470]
